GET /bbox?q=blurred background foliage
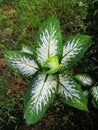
[0,0,88,52]
[0,0,98,130]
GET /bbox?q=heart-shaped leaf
[5,51,39,77]
[58,73,88,111]
[61,35,92,69]
[34,15,62,67]
[24,72,58,124]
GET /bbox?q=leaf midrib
[59,81,74,98]
[48,41,50,58]
[14,59,39,70]
[36,74,48,106]
[62,44,78,60]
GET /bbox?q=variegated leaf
[24,72,58,124]
[74,73,93,87]
[21,44,33,55]
[61,35,92,68]
[34,15,62,67]
[58,73,88,111]
[90,86,98,107]
[5,51,39,77]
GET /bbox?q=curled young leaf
[44,56,61,74]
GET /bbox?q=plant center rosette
[43,56,61,74]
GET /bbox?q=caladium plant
[5,15,92,125]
